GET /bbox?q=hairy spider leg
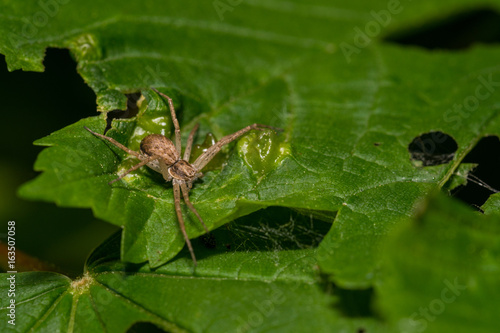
[193,123,274,170]
[151,88,182,155]
[109,155,160,185]
[84,126,142,159]
[173,181,197,265]
[184,123,200,162]
[180,181,209,233]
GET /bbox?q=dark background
[0,49,118,277]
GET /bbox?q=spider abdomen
[140,134,179,165]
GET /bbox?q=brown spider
[85,88,274,265]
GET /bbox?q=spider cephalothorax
[85,88,274,265]
[168,160,198,181]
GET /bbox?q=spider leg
[173,181,197,266]
[158,160,174,182]
[109,155,160,185]
[151,88,182,156]
[183,123,200,162]
[84,126,143,159]
[180,181,209,233]
[145,159,162,173]
[193,123,274,171]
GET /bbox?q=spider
[85,88,275,266]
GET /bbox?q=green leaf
[442,163,477,192]
[376,193,500,333]
[0,210,386,332]
[5,0,500,286]
[481,193,500,215]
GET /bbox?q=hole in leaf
[223,207,331,252]
[127,322,168,333]
[199,232,217,249]
[105,92,142,133]
[191,206,332,260]
[408,131,458,166]
[451,136,500,209]
[385,8,500,49]
[331,286,375,318]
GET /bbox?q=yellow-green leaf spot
[111,95,174,182]
[238,129,290,178]
[191,132,227,172]
[66,33,102,62]
[128,94,173,151]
